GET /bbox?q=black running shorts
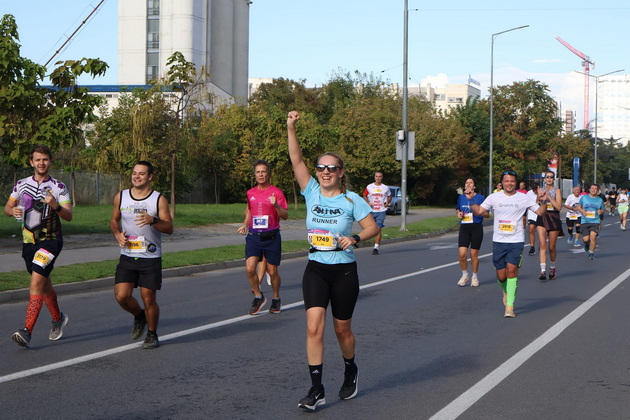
[115,255,163,290]
[302,260,359,320]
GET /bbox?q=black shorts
[22,239,63,278]
[115,255,163,290]
[565,217,581,229]
[302,260,359,321]
[458,223,484,250]
[245,230,282,266]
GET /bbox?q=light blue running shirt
[302,177,372,264]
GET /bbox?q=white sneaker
[457,274,469,287]
[471,277,479,287]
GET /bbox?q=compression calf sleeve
[506,277,518,306]
[25,295,44,333]
[44,291,61,322]
[497,279,507,293]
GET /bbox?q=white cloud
[419,73,450,88]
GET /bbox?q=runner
[577,184,605,260]
[237,159,288,314]
[616,187,628,231]
[563,186,582,247]
[607,187,617,216]
[288,111,379,411]
[597,186,607,235]
[110,161,173,349]
[467,169,546,318]
[363,171,392,255]
[535,171,564,281]
[455,177,486,287]
[526,182,540,255]
[4,145,72,348]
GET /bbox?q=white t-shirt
[481,191,540,243]
[363,183,391,213]
[564,194,581,219]
[526,189,538,221]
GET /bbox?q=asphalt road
[1,218,629,419]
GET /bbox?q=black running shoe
[249,294,266,315]
[372,248,379,255]
[539,271,547,281]
[528,246,536,256]
[12,328,31,348]
[584,243,589,253]
[548,268,557,280]
[142,331,159,349]
[298,385,326,411]
[130,316,147,340]
[339,365,359,400]
[269,298,281,314]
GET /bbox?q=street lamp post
[489,25,528,195]
[575,69,624,184]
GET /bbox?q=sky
[4,0,630,129]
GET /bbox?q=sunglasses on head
[316,164,341,173]
[501,170,516,176]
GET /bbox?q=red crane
[555,35,594,130]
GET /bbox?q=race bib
[307,229,338,250]
[252,215,269,230]
[498,220,516,234]
[33,248,54,268]
[586,211,596,219]
[546,202,554,211]
[126,236,147,253]
[461,213,473,224]
[568,214,579,220]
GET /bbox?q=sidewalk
[0,208,455,303]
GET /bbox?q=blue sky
[4,0,630,129]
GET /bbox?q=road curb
[0,226,456,304]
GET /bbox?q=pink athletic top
[246,185,288,231]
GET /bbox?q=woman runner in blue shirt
[287,111,379,411]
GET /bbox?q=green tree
[0,15,107,167]
[85,88,176,193]
[491,79,562,180]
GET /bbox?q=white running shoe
[457,274,470,287]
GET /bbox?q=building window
[147,19,159,50]
[147,0,160,16]
[147,52,159,83]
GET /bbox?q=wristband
[150,217,159,226]
[352,234,361,243]
[55,205,63,212]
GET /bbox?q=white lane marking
[0,253,492,384]
[430,267,630,420]
[430,244,458,250]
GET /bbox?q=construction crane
[44,0,106,68]
[555,35,594,130]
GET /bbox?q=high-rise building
[596,75,630,145]
[564,110,575,134]
[118,0,251,104]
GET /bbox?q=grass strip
[0,216,458,292]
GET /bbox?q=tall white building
[596,75,630,144]
[118,0,251,104]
